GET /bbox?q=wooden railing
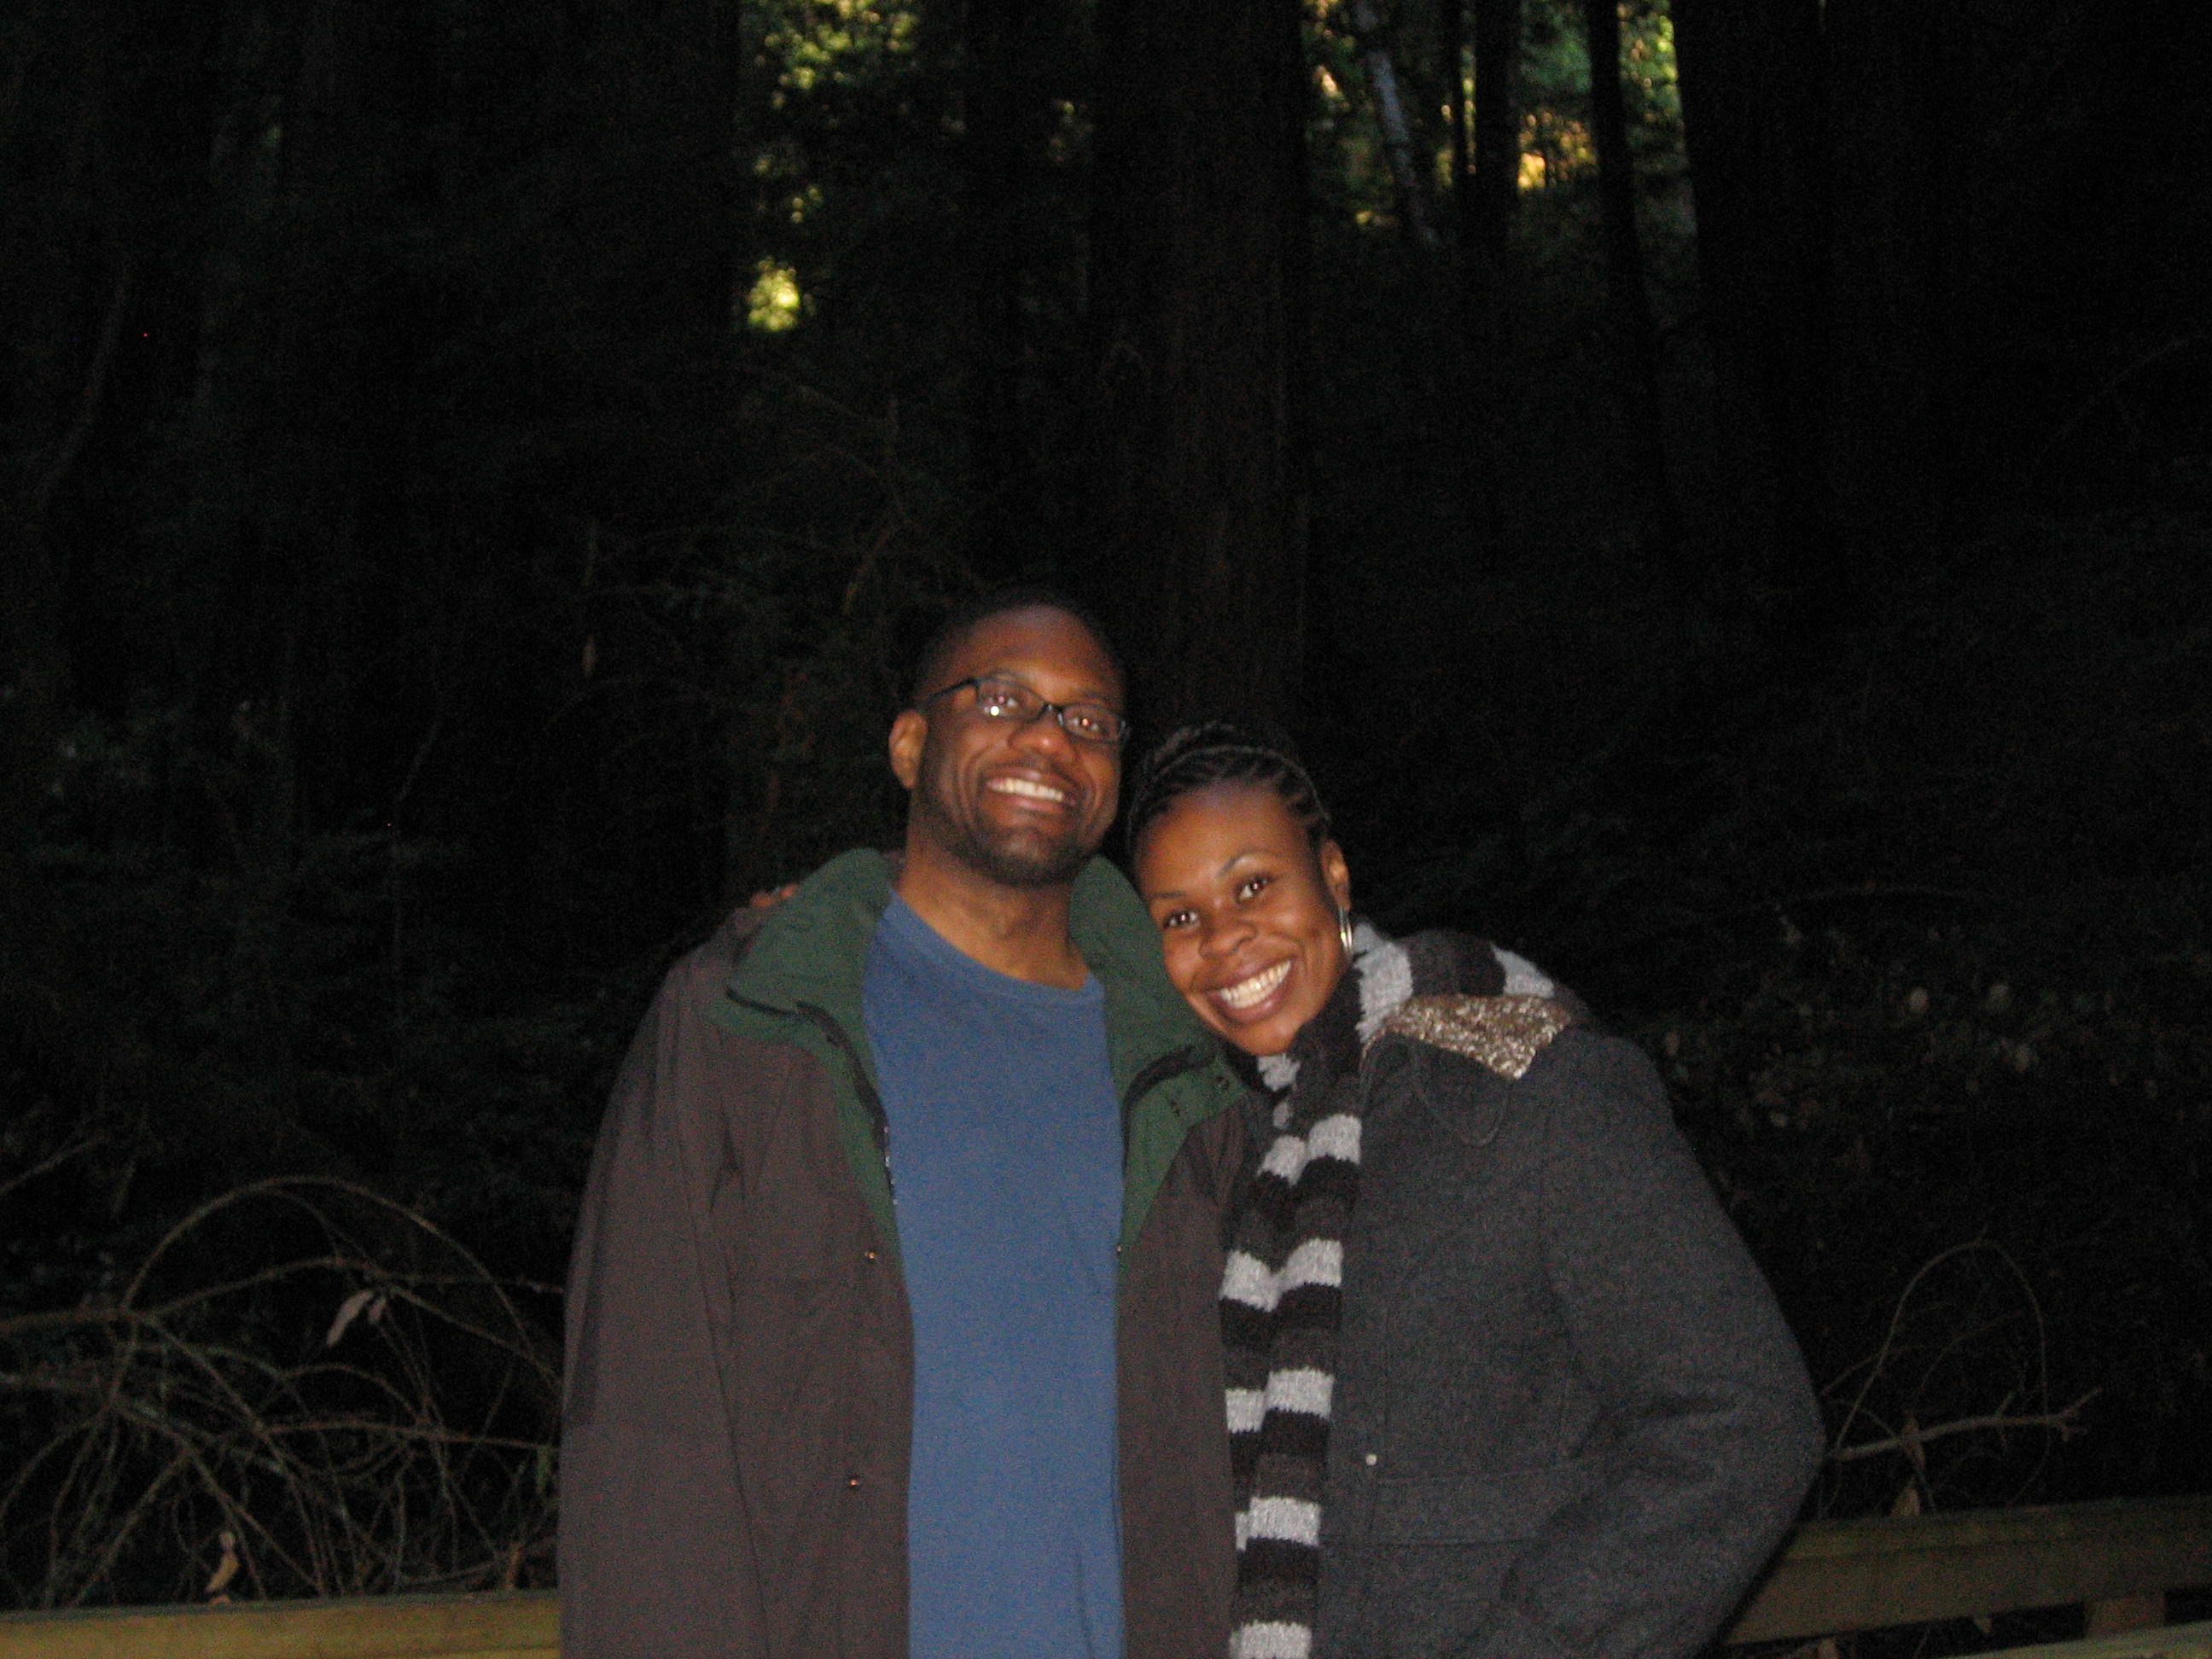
[1,1493,2207,1658]
[1726,1493,2212,1644]
[0,1592,556,1659]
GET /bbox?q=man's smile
[986,775,1074,806]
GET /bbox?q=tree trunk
[963,0,1040,570]
[1343,0,1437,247]
[1671,0,1837,633]
[1445,0,1470,217]
[1456,0,1521,552]
[1822,0,1957,571]
[1468,0,1520,275]
[1083,0,1310,731]
[1581,0,1683,582]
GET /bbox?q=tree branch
[1829,1390,2099,1464]
[0,1135,102,1203]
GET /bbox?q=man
[559,593,1247,1659]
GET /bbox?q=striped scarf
[1220,926,1540,1659]
[1218,923,1415,1659]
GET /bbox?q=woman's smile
[1214,958,1292,1011]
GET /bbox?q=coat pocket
[1371,1458,1600,1544]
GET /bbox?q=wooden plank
[2091,1595,2172,1637]
[0,1591,557,1659]
[2,1494,2205,1656]
[1729,1495,2212,1643]
[1974,1616,2212,1659]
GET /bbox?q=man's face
[891,607,1124,889]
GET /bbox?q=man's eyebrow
[978,667,1123,707]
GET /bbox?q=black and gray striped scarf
[1219,924,1530,1659]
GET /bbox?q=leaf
[205,1530,239,1599]
[326,1287,376,1348]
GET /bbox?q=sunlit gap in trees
[746,0,926,334]
[764,0,917,102]
[1342,0,1677,201]
[746,261,806,333]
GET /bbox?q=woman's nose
[1197,911,1251,957]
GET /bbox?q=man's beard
[915,787,1096,889]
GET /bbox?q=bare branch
[1,1178,560,1607]
[1830,1391,2099,1464]
[0,1134,104,1203]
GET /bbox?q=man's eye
[1063,708,1111,739]
[975,686,1025,717]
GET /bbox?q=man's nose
[1009,703,1079,758]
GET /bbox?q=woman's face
[1135,782,1352,1057]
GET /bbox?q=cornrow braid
[1125,719,1334,858]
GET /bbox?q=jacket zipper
[1119,1043,1212,1160]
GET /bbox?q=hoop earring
[1337,908,1356,958]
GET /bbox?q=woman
[1126,722,1824,1659]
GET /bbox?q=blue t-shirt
[862,895,1126,1659]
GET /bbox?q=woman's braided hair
[1124,719,1335,859]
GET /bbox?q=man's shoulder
[629,849,888,1042]
[716,849,895,1010]
[654,911,761,1018]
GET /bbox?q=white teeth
[987,777,1070,804]
[1217,959,1290,1010]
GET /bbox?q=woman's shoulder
[1371,928,1592,1075]
[1369,991,1584,1084]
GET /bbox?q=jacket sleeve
[1459,1029,1825,1659]
[559,928,769,1659]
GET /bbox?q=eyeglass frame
[914,675,1131,748]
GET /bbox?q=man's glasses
[917,676,1129,748]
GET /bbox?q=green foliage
[7,0,2210,1604]
[1656,918,2207,1511]
[5,700,608,1295]
[1359,512,2212,1509]
[0,1179,557,1608]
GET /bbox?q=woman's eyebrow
[1146,847,1276,905]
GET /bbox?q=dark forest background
[3,0,2209,1613]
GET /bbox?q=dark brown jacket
[559,850,1248,1659]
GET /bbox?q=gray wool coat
[1313,1017,1824,1659]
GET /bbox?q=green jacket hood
[714,847,1214,1091]
[706,847,1239,1263]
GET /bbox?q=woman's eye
[1158,908,1196,932]
[1236,875,1272,902]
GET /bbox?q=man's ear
[1319,839,1352,914]
[888,709,927,790]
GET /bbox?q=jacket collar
[723,847,1211,1097]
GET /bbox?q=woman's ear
[888,708,926,789]
[1319,839,1352,914]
